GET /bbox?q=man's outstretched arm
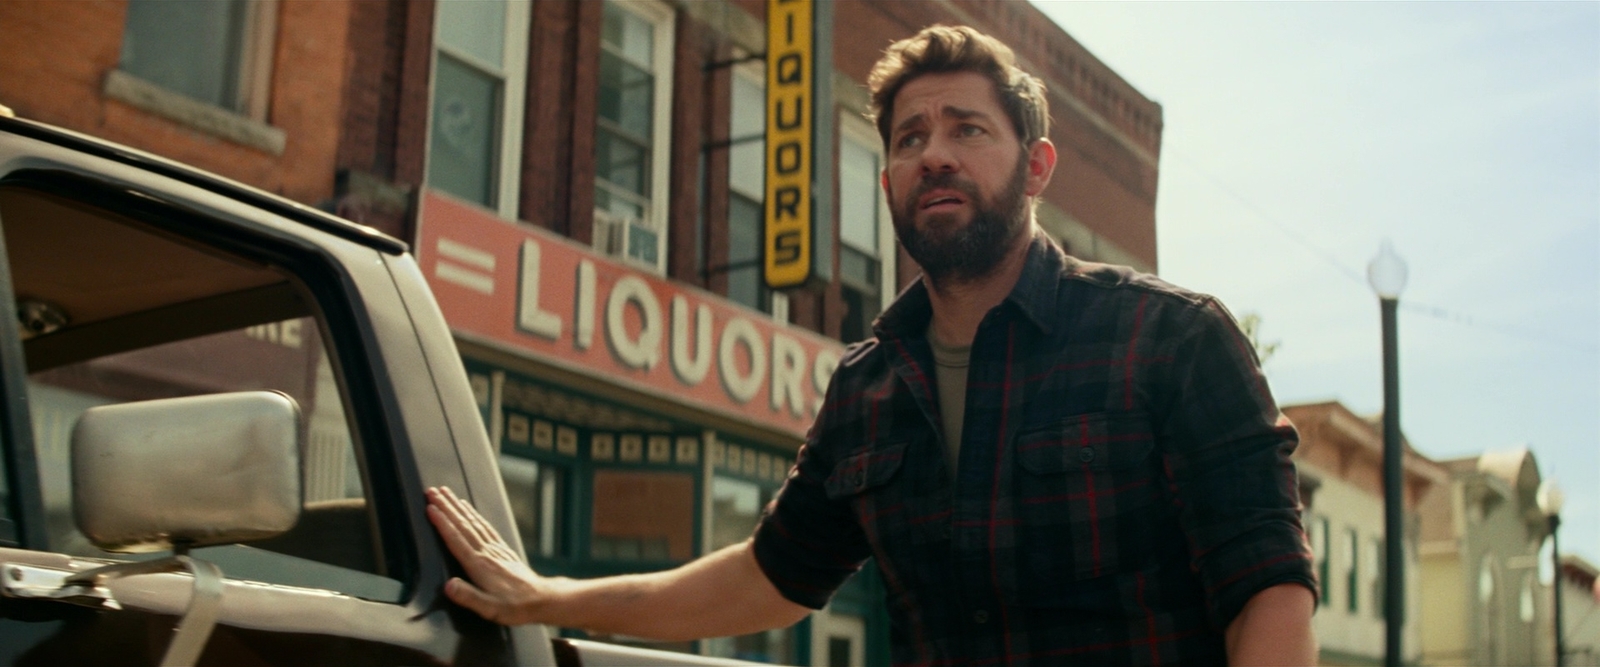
[1225,583,1317,666]
[426,486,813,640]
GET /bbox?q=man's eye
[958,125,985,137]
[897,134,924,149]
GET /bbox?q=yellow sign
[764,0,812,289]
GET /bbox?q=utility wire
[1164,150,1600,355]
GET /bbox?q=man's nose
[919,135,959,174]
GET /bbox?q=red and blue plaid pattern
[753,235,1316,666]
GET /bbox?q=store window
[702,440,795,663]
[837,116,894,344]
[591,467,694,562]
[592,0,674,273]
[500,455,566,559]
[585,431,700,657]
[428,0,529,216]
[117,0,277,118]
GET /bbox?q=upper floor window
[1373,537,1386,619]
[1347,527,1361,614]
[1311,515,1332,608]
[837,115,894,344]
[592,0,674,273]
[726,64,776,315]
[428,0,530,217]
[118,0,277,118]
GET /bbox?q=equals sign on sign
[435,237,496,295]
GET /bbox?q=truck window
[0,182,402,602]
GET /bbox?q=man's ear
[1024,139,1058,197]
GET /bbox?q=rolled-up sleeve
[751,388,875,610]
[1155,297,1317,629]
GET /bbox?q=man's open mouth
[919,191,968,210]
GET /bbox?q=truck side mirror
[72,391,304,552]
[4,391,305,667]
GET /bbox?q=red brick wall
[0,0,353,207]
[520,0,582,237]
[336,0,431,186]
[667,14,713,288]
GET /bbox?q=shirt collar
[873,231,1065,340]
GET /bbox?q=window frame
[1347,527,1361,614]
[106,0,283,153]
[701,438,797,663]
[116,0,279,118]
[723,60,785,317]
[0,168,419,600]
[593,0,676,274]
[836,113,896,339]
[426,0,531,219]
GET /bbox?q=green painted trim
[1318,647,1383,666]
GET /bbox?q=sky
[1032,1,1600,567]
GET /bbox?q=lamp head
[1368,239,1408,299]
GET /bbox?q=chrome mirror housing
[72,390,304,553]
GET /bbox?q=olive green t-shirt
[927,327,971,479]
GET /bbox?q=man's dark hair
[867,25,1050,150]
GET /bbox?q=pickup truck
[0,112,764,666]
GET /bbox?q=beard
[890,152,1031,288]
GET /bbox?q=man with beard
[428,25,1317,665]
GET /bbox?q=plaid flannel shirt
[753,234,1316,666]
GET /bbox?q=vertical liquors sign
[764,0,814,289]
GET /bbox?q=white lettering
[280,319,303,349]
[517,240,562,340]
[606,275,662,369]
[245,321,305,349]
[575,260,596,350]
[719,317,765,403]
[671,296,712,385]
[769,332,806,417]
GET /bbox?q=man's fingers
[427,501,479,562]
[443,577,501,621]
[426,488,481,549]
[432,486,505,550]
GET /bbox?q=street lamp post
[1539,481,1567,667]
[1368,240,1408,667]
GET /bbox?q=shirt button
[1078,447,1096,463]
[972,610,989,624]
[850,471,865,487]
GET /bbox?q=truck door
[0,153,516,665]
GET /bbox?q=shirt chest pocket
[823,442,935,554]
[823,442,907,499]
[1014,412,1164,588]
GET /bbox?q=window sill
[103,70,286,156]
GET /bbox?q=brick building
[0,1,1162,664]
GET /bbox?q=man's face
[881,71,1052,286]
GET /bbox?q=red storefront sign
[417,192,845,440]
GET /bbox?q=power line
[1400,300,1599,354]
[1166,150,1368,288]
[1164,150,1600,355]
